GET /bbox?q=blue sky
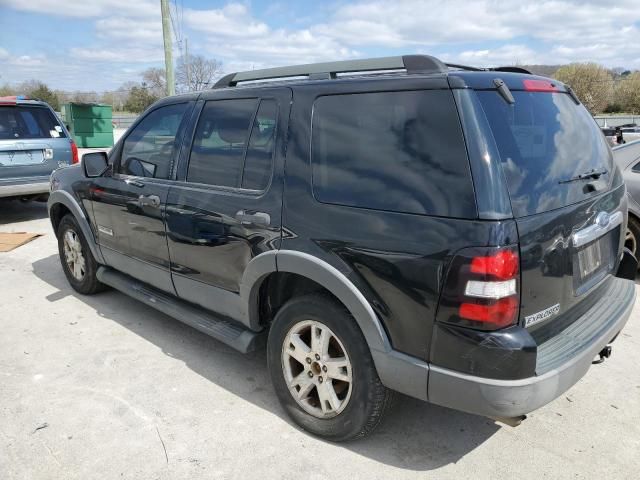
[1,0,639,91]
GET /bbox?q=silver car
[614,139,640,258]
[0,95,77,201]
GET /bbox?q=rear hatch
[476,81,625,357]
[0,103,71,181]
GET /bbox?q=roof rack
[213,55,448,88]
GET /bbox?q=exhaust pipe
[592,345,612,364]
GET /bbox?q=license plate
[577,240,602,279]
[0,150,45,166]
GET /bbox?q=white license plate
[0,150,45,166]
[578,240,602,279]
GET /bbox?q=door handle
[235,210,270,227]
[125,178,145,188]
[138,194,161,208]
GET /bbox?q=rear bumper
[0,177,50,198]
[426,277,635,418]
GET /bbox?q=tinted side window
[120,103,188,179]
[311,90,475,217]
[187,99,257,187]
[632,161,640,173]
[241,99,278,190]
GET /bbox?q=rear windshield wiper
[559,168,608,184]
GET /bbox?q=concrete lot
[1,201,639,480]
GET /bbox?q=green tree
[123,84,159,113]
[614,72,640,114]
[29,82,60,110]
[554,63,613,114]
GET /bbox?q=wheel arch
[241,250,391,354]
[47,190,105,264]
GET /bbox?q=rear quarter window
[311,90,476,218]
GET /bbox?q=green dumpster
[61,103,114,148]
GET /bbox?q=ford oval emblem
[596,212,610,227]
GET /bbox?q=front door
[165,89,290,322]
[90,101,192,293]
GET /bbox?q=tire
[57,214,105,295]
[625,216,640,269]
[267,293,393,441]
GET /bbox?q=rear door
[165,88,290,319]
[90,101,192,293]
[477,85,625,339]
[0,104,71,181]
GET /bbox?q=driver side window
[119,103,188,179]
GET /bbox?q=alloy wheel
[63,229,86,281]
[281,320,353,419]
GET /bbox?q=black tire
[57,214,106,295]
[267,293,393,441]
[626,216,640,264]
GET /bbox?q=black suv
[48,55,636,441]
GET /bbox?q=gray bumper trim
[0,181,50,198]
[427,279,635,418]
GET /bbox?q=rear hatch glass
[0,105,65,141]
[477,88,624,347]
[477,91,613,218]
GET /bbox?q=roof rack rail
[213,54,448,88]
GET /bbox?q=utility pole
[185,37,191,92]
[160,0,175,96]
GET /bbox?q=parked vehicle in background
[613,139,640,262]
[0,96,78,201]
[48,55,636,441]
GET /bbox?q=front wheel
[267,293,393,441]
[57,214,105,295]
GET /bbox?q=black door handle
[235,210,270,227]
[138,194,161,208]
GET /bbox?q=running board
[96,266,264,353]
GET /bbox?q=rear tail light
[70,140,79,164]
[436,245,520,331]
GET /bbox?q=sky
[0,0,639,92]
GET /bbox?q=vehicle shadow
[0,199,49,225]
[32,253,500,471]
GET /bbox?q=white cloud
[0,0,156,18]
[3,0,640,91]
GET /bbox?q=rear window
[478,91,614,217]
[311,90,476,218]
[0,106,65,140]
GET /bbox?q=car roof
[0,96,53,108]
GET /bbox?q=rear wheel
[57,214,105,294]
[625,216,640,269]
[267,293,393,441]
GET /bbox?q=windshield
[0,105,66,140]
[478,91,614,217]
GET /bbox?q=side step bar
[96,266,264,353]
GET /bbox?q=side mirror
[83,152,109,178]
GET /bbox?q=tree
[554,63,614,114]
[0,84,15,96]
[614,72,640,114]
[141,67,166,96]
[123,84,159,113]
[29,82,60,110]
[176,54,223,92]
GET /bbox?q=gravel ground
[1,201,639,480]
